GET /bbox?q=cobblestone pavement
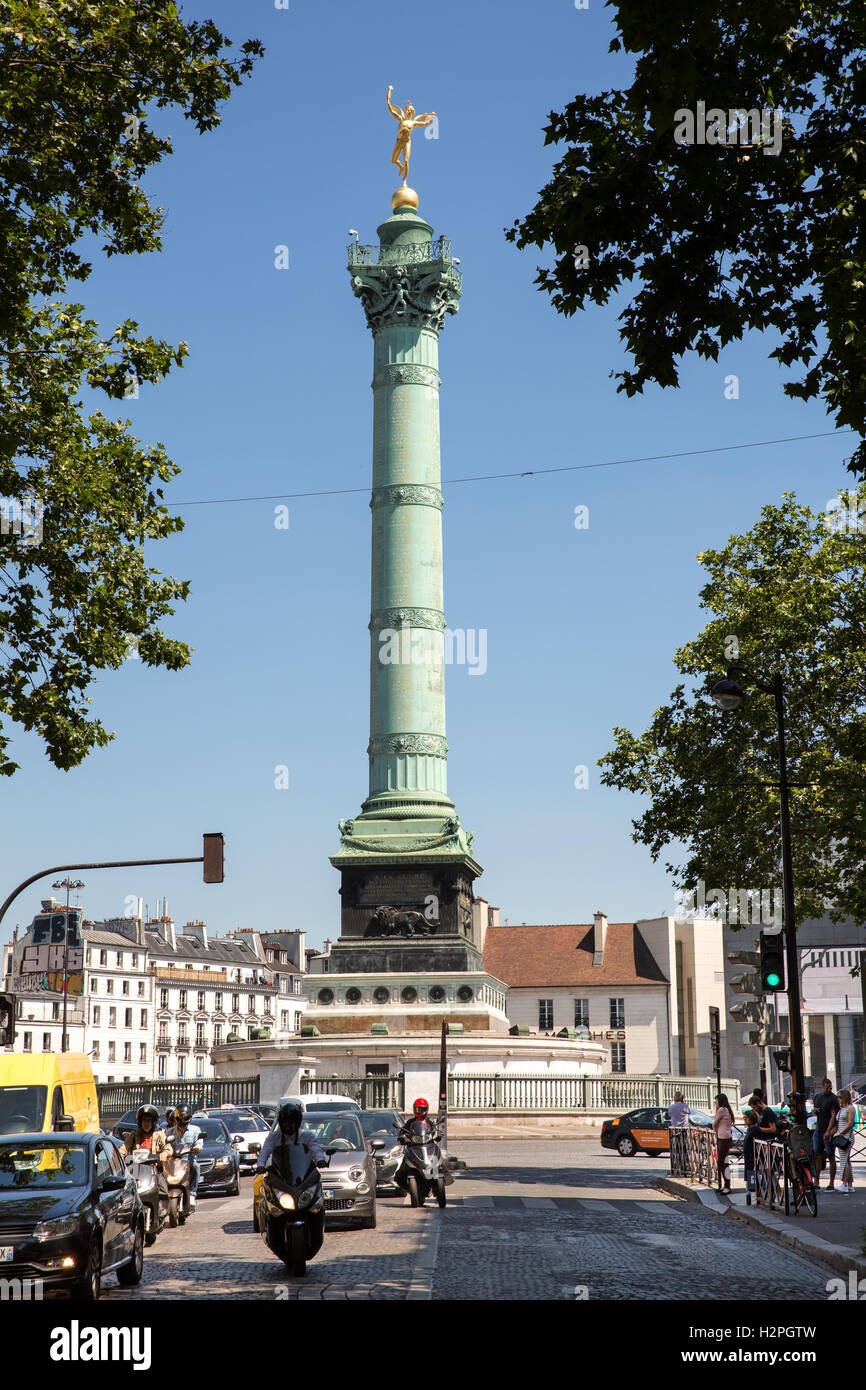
[430,1141,842,1301]
[103,1179,429,1301]
[99,1142,842,1301]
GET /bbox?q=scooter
[393,1119,447,1208]
[163,1141,193,1227]
[125,1148,168,1246]
[254,1141,328,1277]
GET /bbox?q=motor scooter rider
[121,1104,170,1198]
[399,1097,444,1142]
[163,1102,204,1209]
[256,1101,327,1172]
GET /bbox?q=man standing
[668,1091,690,1126]
[811,1077,840,1191]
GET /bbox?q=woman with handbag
[834,1089,856,1192]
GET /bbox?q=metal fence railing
[754,1138,789,1214]
[300,1075,405,1110]
[669,1126,719,1188]
[447,1074,740,1113]
[96,1075,260,1121]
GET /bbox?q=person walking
[834,1089,856,1193]
[741,1110,759,1202]
[714,1093,735,1195]
[812,1078,840,1191]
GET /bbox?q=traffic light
[760,931,786,992]
[0,993,15,1048]
[728,944,764,1025]
[773,1049,792,1072]
[202,832,225,884]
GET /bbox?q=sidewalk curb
[653,1176,866,1280]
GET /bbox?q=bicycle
[783,1123,818,1217]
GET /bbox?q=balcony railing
[446,1074,741,1113]
[347,235,454,269]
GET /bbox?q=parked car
[600,1106,745,1158]
[277,1093,361,1115]
[0,1131,144,1299]
[357,1109,404,1188]
[301,1111,377,1228]
[195,1110,270,1171]
[193,1118,241,1196]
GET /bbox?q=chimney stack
[592,911,607,966]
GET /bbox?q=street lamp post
[710,672,806,1096]
[52,877,84,1053]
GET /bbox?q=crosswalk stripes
[441,1194,684,1213]
[573,1198,619,1216]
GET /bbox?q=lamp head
[710,677,745,710]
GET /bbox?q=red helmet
[413,1097,429,1117]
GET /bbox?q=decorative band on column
[368,733,448,758]
[370,483,444,511]
[369,607,446,633]
[372,362,440,390]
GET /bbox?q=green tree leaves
[0,2,262,774]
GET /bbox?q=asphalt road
[97,1141,841,1302]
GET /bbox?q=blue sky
[0,0,852,949]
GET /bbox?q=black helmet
[136,1104,159,1129]
[174,1103,193,1125]
[277,1101,303,1136]
[787,1091,804,1103]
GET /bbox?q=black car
[0,1131,144,1300]
[194,1118,241,1196]
[113,1109,169,1145]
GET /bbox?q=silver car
[357,1109,404,1188]
[303,1112,377,1229]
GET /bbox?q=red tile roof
[483,923,668,988]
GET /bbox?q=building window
[138,981,145,997]
[160,988,168,1008]
[266,949,274,962]
[177,1056,185,1079]
[610,1043,626,1073]
[294,1011,302,1032]
[232,993,239,1013]
[109,1007,116,1028]
[281,1011,289,1031]
[158,1025,168,1045]
[42,1032,51,1052]
[158,1055,166,1079]
[108,1042,116,1062]
[574,999,589,1029]
[91,978,98,994]
[280,977,289,994]
[197,990,205,1011]
[215,992,222,1012]
[92,1006,100,1026]
[538,999,554,1030]
[248,1027,257,1040]
[140,1010,147,1029]
[179,989,187,1010]
[195,1023,205,1046]
[92,1042,99,1061]
[131,953,138,968]
[139,1044,147,1064]
[214,1025,223,1046]
[610,998,625,1029]
[178,1027,187,1046]
[23,1032,32,1052]
[105,979,114,995]
[196,1055,204,1079]
[248,995,256,1014]
[99,950,107,966]
[124,1043,132,1063]
[292,977,301,995]
[122,980,129,996]
[124,1009,132,1028]
[52,1001,60,1020]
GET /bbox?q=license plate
[1,1247,13,1262]
[324,1189,334,1199]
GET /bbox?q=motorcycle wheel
[407,1174,420,1208]
[168,1194,179,1228]
[288,1225,307,1278]
[436,1177,447,1209]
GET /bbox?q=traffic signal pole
[773,676,805,1096]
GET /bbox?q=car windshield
[304,1100,360,1112]
[304,1115,364,1149]
[358,1112,400,1137]
[689,1110,713,1126]
[0,1086,47,1135]
[0,1141,88,1189]
[226,1116,267,1133]
[195,1121,229,1143]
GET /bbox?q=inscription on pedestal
[357,871,436,907]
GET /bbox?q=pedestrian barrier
[753,1138,788,1214]
[301,1074,405,1109]
[96,1075,260,1122]
[668,1126,718,1188]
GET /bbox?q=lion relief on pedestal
[364,904,436,938]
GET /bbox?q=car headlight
[277,1192,295,1210]
[35,1216,80,1241]
[348,1167,365,1182]
[214,1157,232,1169]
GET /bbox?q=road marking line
[461,1196,495,1208]
[574,1199,618,1215]
[522,1197,557,1209]
[636,1200,680,1216]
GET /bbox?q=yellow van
[0,1052,99,1134]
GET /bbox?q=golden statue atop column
[386,85,436,210]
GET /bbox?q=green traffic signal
[765,972,781,989]
[759,931,786,992]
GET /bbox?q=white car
[276,1093,362,1116]
[196,1109,270,1170]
